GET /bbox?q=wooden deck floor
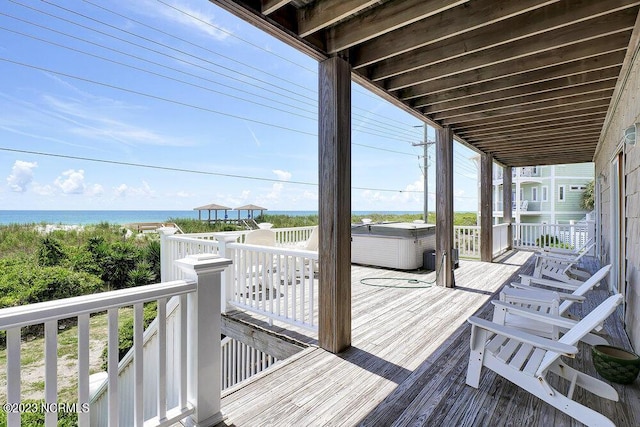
[217,251,640,426]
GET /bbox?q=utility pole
[413,124,435,223]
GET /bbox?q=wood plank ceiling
[210,0,640,167]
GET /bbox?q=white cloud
[7,161,37,192]
[32,183,55,196]
[54,169,86,194]
[273,169,292,181]
[114,181,155,199]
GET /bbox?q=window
[570,184,587,191]
[531,187,539,202]
[542,186,548,202]
[558,185,566,202]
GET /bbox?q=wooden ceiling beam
[422,77,617,117]
[395,32,630,100]
[384,10,637,91]
[325,0,468,53]
[437,92,613,124]
[262,0,290,15]
[457,115,606,138]
[297,0,379,37]
[413,67,620,111]
[478,137,600,151]
[350,0,558,68]
[465,123,605,143]
[448,102,611,128]
[367,0,638,81]
[498,153,596,166]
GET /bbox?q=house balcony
[216,254,638,427]
[0,225,630,426]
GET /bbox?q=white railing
[513,221,595,251]
[221,337,278,390]
[222,241,319,330]
[162,228,319,330]
[492,223,510,256]
[91,302,280,424]
[0,254,230,427]
[160,231,220,281]
[454,225,481,259]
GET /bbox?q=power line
[154,0,317,74]
[9,0,316,104]
[0,147,423,193]
[17,0,425,139]
[78,0,315,94]
[1,10,421,142]
[0,57,319,137]
[0,25,318,121]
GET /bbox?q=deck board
[218,251,640,426]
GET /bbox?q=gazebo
[234,204,268,220]
[193,203,232,223]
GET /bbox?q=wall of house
[595,31,640,349]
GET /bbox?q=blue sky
[0,0,480,212]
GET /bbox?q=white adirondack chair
[495,264,611,346]
[532,244,594,284]
[467,294,623,427]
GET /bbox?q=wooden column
[318,56,351,353]
[436,126,454,288]
[503,166,513,250]
[480,153,494,262]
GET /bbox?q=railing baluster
[179,294,188,411]
[44,320,58,427]
[157,298,167,421]
[133,303,144,427]
[107,308,119,427]
[77,314,90,427]
[7,327,21,427]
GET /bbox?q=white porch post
[175,254,232,427]
[159,227,178,282]
[213,233,241,314]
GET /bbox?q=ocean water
[0,210,420,225]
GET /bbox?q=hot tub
[351,222,436,270]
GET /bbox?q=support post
[213,233,241,313]
[480,154,494,262]
[318,56,351,353]
[436,126,454,288]
[503,166,513,250]
[175,254,232,427]
[159,226,179,282]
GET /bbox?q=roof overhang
[210,0,640,167]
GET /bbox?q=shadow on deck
[218,251,640,426]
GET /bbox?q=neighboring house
[490,163,594,224]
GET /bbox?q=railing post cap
[175,254,232,275]
[158,227,179,235]
[212,232,241,242]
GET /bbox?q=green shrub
[37,236,67,267]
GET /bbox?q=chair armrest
[508,283,585,302]
[467,316,578,355]
[518,274,580,291]
[535,253,578,265]
[492,301,578,329]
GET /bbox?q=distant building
[489,163,594,224]
[472,159,594,224]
